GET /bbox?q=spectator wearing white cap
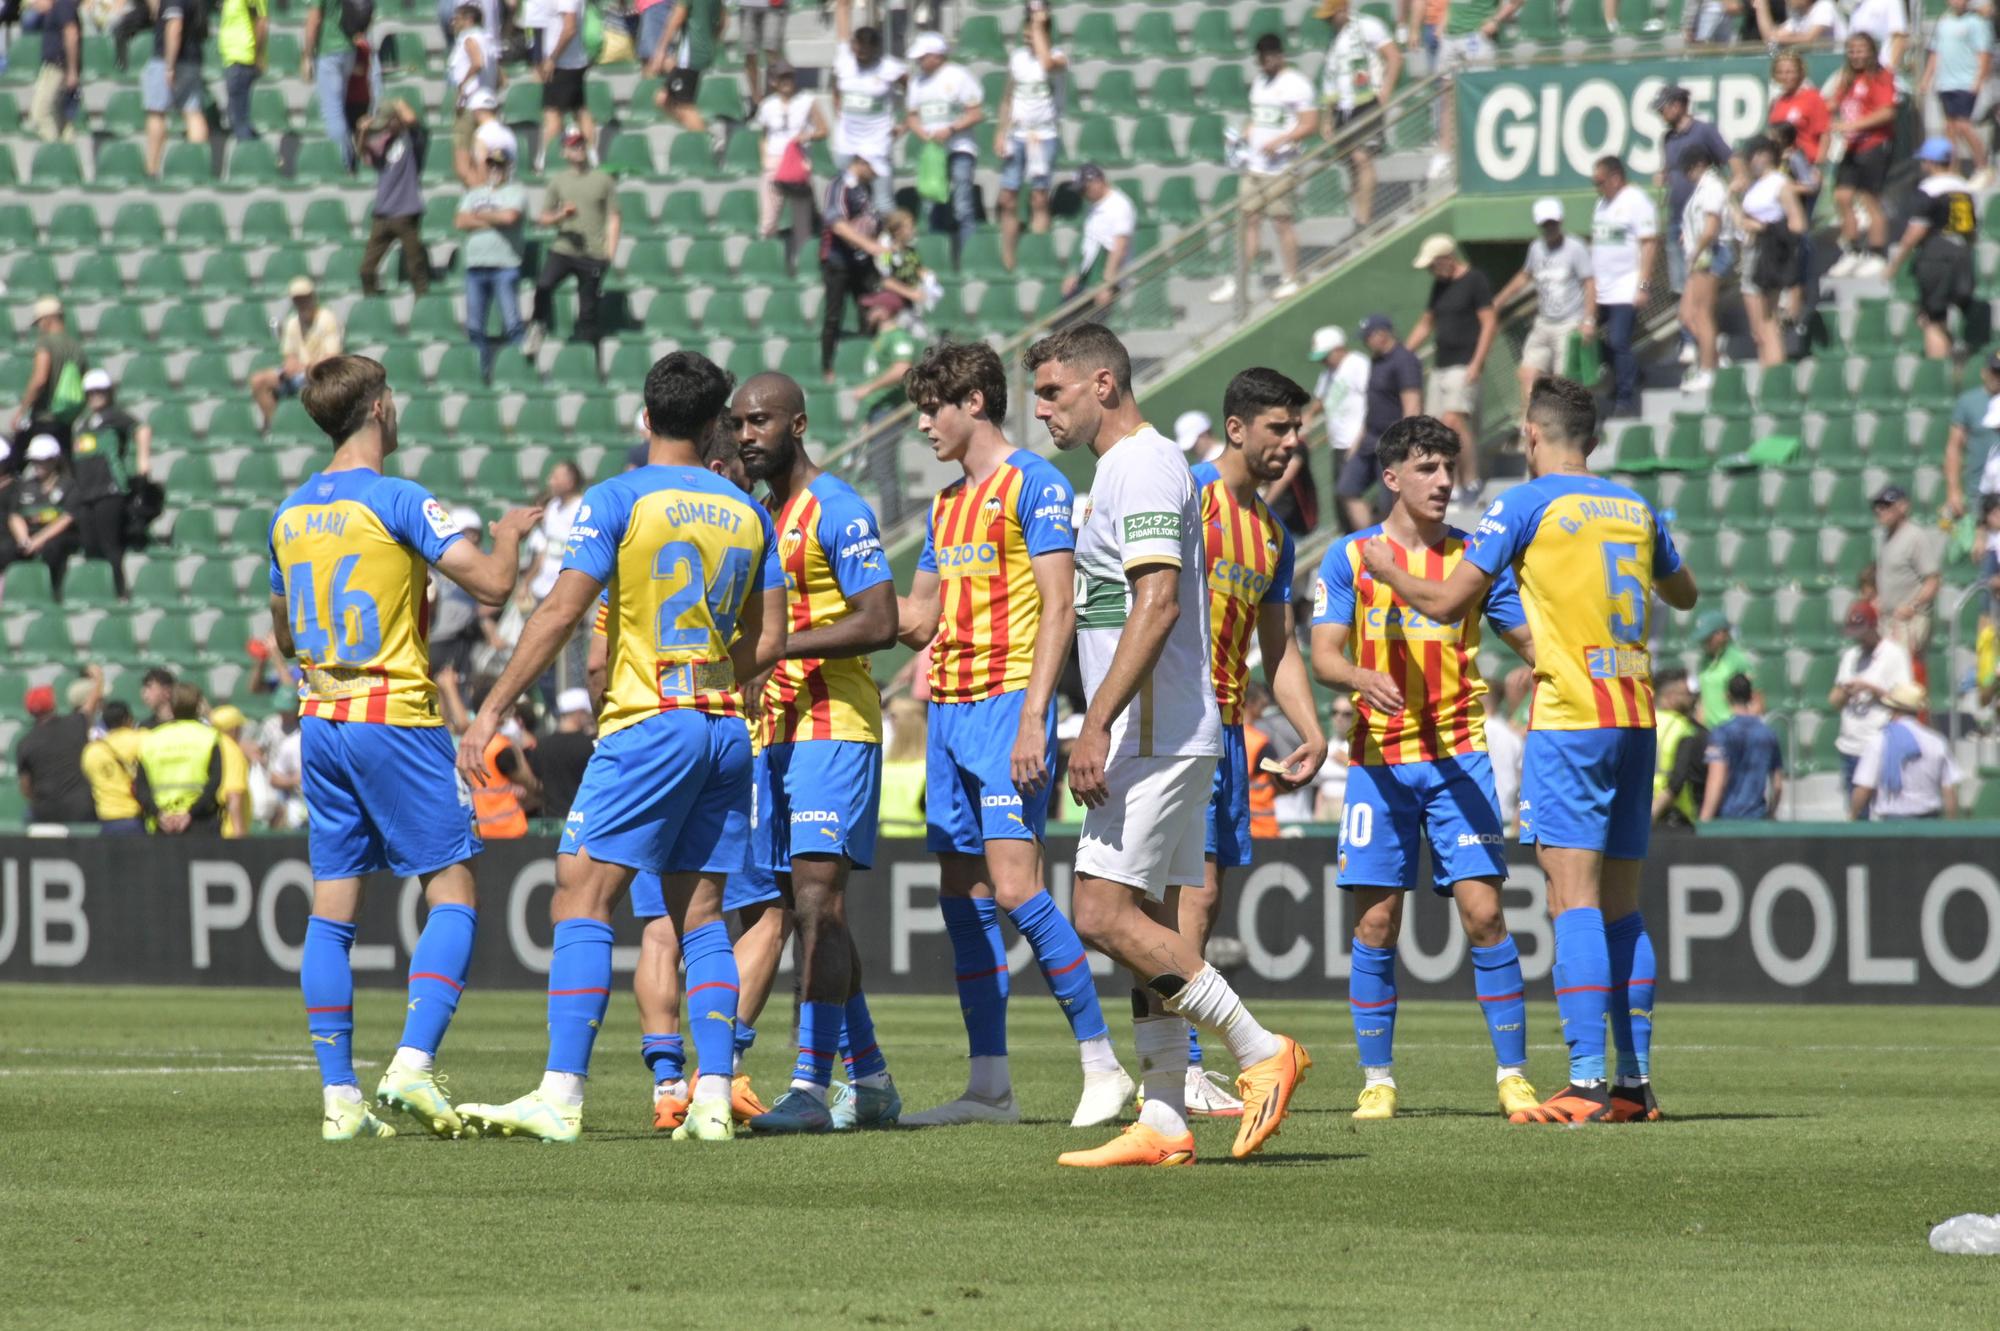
[1403,233,1496,503]
[457,123,530,382]
[905,30,985,262]
[1175,411,1221,465]
[3,435,80,597]
[1494,197,1594,430]
[1850,682,1960,820]
[71,369,150,599]
[15,296,85,448]
[532,686,597,821]
[250,279,343,430]
[448,4,502,187]
[1304,324,1369,461]
[1061,164,1135,312]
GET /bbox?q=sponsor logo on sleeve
[1123,510,1182,543]
[423,498,459,539]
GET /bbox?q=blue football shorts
[1205,722,1252,870]
[925,691,1056,856]
[1336,752,1508,894]
[630,744,782,919]
[1518,728,1656,860]
[300,717,480,880]
[561,709,750,878]
[765,738,883,870]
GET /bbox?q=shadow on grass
[1210,1151,1369,1167]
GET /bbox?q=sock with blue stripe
[1006,891,1109,1043]
[940,896,1009,1059]
[302,916,357,1087]
[1470,935,1529,1070]
[1348,940,1398,1078]
[841,990,889,1084]
[1607,912,1656,1082]
[642,1033,685,1086]
[682,921,740,1095]
[545,917,614,1077]
[1552,907,1610,1085]
[397,904,475,1059]
[733,1022,758,1077]
[790,1000,840,1096]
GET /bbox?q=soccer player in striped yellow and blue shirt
[1183,368,1329,1115]
[454,352,788,1144]
[896,341,1132,1128]
[1362,377,1698,1125]
[268,356,542,1140]
[1311,413,1539,1121]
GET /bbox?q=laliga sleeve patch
[424,498,460,540]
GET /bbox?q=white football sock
[1496,1065,1527,1084]
[786,1078,829,1101]
[326,1083,364,1104]
[857,1071,892,1089]
[733,1049,746,1075]
[392,1046,433,1073]
[654,1077,688,1100]
[693,1073,731,1105]
[1363,1065,1396,1088]
[1166,965,1282,1068]
[1078,1035,1121,1075]
[967,1054,1010,1100]
[1134,1015,1190,1137]
[538,1071,586,1106]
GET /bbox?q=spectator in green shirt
[1696,609,1754,728]
[526,129,622,354]
[1944,354,2000,520]
[852,305,920,424]
[456,124,529,382]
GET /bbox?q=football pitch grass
[3,986,1997,1329]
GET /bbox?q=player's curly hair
[905,341,1007,422]
[643,351,736,443]
[1376,414,1460,470]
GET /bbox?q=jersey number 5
[654,541,755,650]
[1599,540,1644,645]
[287,555,382,662]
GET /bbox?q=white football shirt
[833,48,907,165]
[1073,424,1222,759]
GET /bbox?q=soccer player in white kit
[1025,324,1312,1168]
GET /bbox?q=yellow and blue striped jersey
[267,470,464,726]
[1464,474,1683,731]
[564,465,782,740]
[764,473,893,745]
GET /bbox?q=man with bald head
[733,372,907,1133]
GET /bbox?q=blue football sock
[397,903,475,1058]
[545,918,614,1076]
[302,916,357,1087]
[1607,912,1656,1080]
[940,896,1009,1058]
[642,1033,685,1085]
[681,921,740,1082]
[1470,936,1528,1069]
[1187,1025,1205,1067]
[792,1000,840,1087]
[733,1023,758,1058]
[841,990,888,1081]
[1348,941,1398,1069]
[1552,907,1611,1084]
[1006,890,1109,1043]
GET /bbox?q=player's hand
[160,812,191,834]
[1358,535,1397,579]
[491,504,546,544]
[1067,722,1111,809]
[458,712,500,787]
[1272,736,1329,792]
[1353,668,1405,714]
[1010,713,1049,796]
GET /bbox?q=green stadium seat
[108,202,164,252]
[1812,414,1866,471]
[86,615,142,659]
[159,142,214,191]
[956,15,1008,63]
[1727,532,1782,593]
[230,454,288,495]
[1850,298,1899,356]
[1718,474,1768,531]
[0,205,29,249]
[1068,10,1123,60]
[1201,65,1250,113]
[1190,10,1238,56]
[472,449,529,496]
[454,398,507,442]
[603,134,657,178]
[300,198,354,245]
[130,560,184,606]
[1090,69,1142,118]
[1769,472,1818,527]
[1129,117,1179,167]
[758,288,808,334]
[1148,66,1196,115]
[696,73,747,123]
[99,88,147,136]
[182,561,245,612]
[1908,358,1955,409]
[702,291,757,338]
[434,345,487,394]
[258,247,318,297]
[341,299,400,346]
[410,450,468,493]
[293,140,351,187]
[713,188,761,237]
[1666,475,1717,534]
[666,132,721,181]
[1790,604,1842,655]
[63,562,122,607]
[645,287,695,335]
[586,79,616,128]
[1132,10,1185,58]
[511,398,564,442]
[249,84,293,133]
[44,202,101,252]
[722,130,763,179]
[170,508,226,553]
[92,305,152,351]
[6,254,60,300]
[500,81,542,125]
[1755,364,1800,416]
[224,138,282,190]
[30,142,85,189]
[1187,114,1230,165]
[1707,365,1752,419]
[116,356,176,401]
[68,253,128,303]
[134,253,190,301]
[1152,176,1202,226]
[738,239,791,286]
[1734,598,1782,654]
[10,608,72,658]
[680,238,731,284]
[1854,357,1901,410]
[1609,424,1658,473]
[1657,415,1709,471]
[658,191,708,237]
[1822,474,1874,529]
[199,251,255,298]
[1774,530,1828,590]
[1515,0,1564,41]
[724,342,768,384]
[90,140,150,193]
[545,343,602,394]
[169,199,230,252]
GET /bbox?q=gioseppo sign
[1454,55,1839,196]
[2,836,1997,1003]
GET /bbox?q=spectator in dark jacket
[819,155,888,380]
[357,99,432,297]
[16,677,99,823]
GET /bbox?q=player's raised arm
[897,571,942,648]
[1310,620,1405,714]
[458,567,601,785]
[1362,534,1494,626]
[1069,560,1178,808]
[434,505,547,607]
[1257,601,1327,790]
[1484,562,1536,667]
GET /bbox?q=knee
[1460,906,1506,949]
[1352,908,1398,950]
